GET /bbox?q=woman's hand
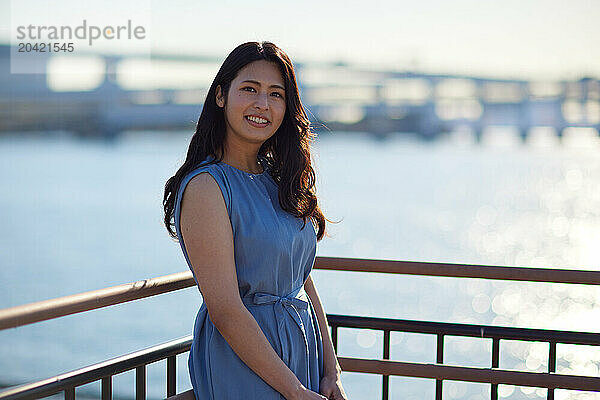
[319,374,349,400]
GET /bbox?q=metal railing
[329,315,600,399]
[1,257,599,400]
[0,337,191,400]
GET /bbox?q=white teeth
[247,116,268,124]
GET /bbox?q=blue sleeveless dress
[174,155,324,399]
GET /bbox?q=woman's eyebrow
[240,79,285,91]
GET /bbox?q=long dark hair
[163,41,330,241]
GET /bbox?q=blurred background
[0,1,599,399]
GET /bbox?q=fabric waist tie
[241,286,311,388]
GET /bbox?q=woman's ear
[215,85,225,108]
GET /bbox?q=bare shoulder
[182,171,220,202]
[180,171,230,235]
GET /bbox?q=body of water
[1,130,599,400]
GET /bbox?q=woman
[163,42,348,400]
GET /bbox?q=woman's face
[216,60,287,146]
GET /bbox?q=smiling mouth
[245,115,270,126]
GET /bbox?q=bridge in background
[1,44,598,140]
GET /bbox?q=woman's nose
[254,93,269,109]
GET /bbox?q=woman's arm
[180,173,325,400]
[303,274,342,378]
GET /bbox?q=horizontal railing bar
[314,257,600,285]
[0,271,195,330]
[2,257,600,331]
[0,336,192,400]
[338,357,600,392]
[327,315,600,346]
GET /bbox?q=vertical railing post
[436,334,444,400]
[547,342,557,400]
[382,329,390,400]
[136,365,146,400]
[102,376,112,400]
[167,355,176,397]
[64,386,75,400]
[491,338,500,400]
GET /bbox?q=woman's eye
[241,87,256,92]
[271,92,284,98]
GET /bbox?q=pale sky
[1,0,599,80]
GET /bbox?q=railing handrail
[2,257,600,331]
[0,271,195,331]
[327,314,600,346]
[314,257,600,284]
